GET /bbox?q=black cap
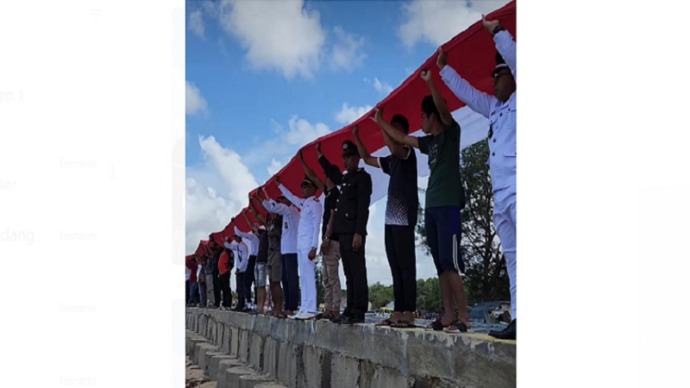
[492,52,510,78]
[342,140,358,156]
[301,175,315,187]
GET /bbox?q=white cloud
[267,159,283,176]
[328,26,366,71]
[285,115,331,145]
[188,10,205,39]
[240,116,332,181]
[186,81,208,116]
[398,0,511,48]
[334,103,373,125]
[218,0,326,79]
[186,136,259,253]
[373,78,393,96]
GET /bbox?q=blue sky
[185,0,510,285]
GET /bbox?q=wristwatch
[492,24,505,36]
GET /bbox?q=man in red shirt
[217,237,234,310]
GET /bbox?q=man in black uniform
[321,139,372,324]
[208,239,223,308]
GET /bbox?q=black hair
[421,95,439,121]
[391,114,410,134]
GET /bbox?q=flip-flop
[425,319,444,331]
[375,319,396,327]
[390,320,417,329]
[443,320,468,333]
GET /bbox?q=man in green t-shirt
[376,69,469,333]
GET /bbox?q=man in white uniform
[262,188,301,317]
[275,175,322,320]
[225,236,249,311]
[437,16,517,339]
[234,224,260,311]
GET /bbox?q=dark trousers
[189,282,200,304]
[212,271,221,307]
[198,281,207,306]
[235,271,247,309]
[281,253,299,311]
[218,272,232,308]
[385,225,417,312]
[185,281,190,304]
[246,255,257,304]
[339,233,368,318]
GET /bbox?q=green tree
[368,282,394,309]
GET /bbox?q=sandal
[376,318,396,327]
[425,319,444,331]
[443,320,468,333]
[390,320,416,329]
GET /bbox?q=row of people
[189,16,516,339]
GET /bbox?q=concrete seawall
[186,308,515,388]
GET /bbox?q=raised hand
[316,142,322,156]
[353,125,360,139]
[370,107,384,125]
[436,47,447,69]
[482,14,500,33]
[420,69,432,83]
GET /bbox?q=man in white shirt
[262,188,301,317]
[437,16,517,340]
[234,224,260,311]
[225,236,249,311]
[275,175,322,320]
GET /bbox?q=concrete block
[249,332,265,371]
[276,342,298,387]
[262,336,279,377]
[186,336,208,356]
[199,350,223,374]
[208,355,236,381]
[254,383,288,388]
[222,366,255,388]
[330,354,360,388]
[194,342,218,366]
[238,329,251,362]
[230,326,240,358]
[239,373,273,388]
[216,358,245,388]
[301,345,324,388]
[202,351,225,377]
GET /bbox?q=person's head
[421,95,441,134]
[277,195,291,206]
[390,114,410,138]
[492,53,515,102]
[341,140,360,172]
[300,176,316,198]
[233,235,242,243]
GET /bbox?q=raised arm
[299,150,325,192]
[420,69,453,126]
[317,142,343,185]
[437,48,495,118]
[372,108,418,149]
[262,199,290,216]
[277,180,303,210]
[352,125,379,168]
[242,211,259,233]
[483,16,516,79]
[377,114,412,159]
[234,226,258,248]
[249,200,267,226]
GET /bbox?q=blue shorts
[425,206,464,275]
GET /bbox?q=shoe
[488,319,516,340]
[331,314,350,324]
[341,315,365,325]
[295,312,316,320]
